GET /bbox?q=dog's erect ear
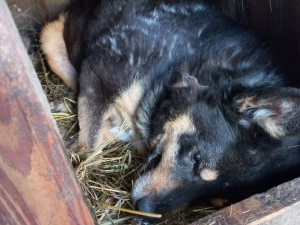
[235,88,300,138]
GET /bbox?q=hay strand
[87,197,162,218]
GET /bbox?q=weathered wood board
[191,178,300,225]
[0,0,96,224]
[205,0,300,86]
[5,0,70,28]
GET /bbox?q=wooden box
[1,0,300,224]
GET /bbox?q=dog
[40,0,300,223]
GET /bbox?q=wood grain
[5,0,70,28]
[204,0,300,87]
[0,0,96,224]
[190,178,300,225]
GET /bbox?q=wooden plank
[34,0,49,23]
[221,0,237,20]
[0,0,96,224]
[6,0,70,28]
[204,0,300,87]
[235,0,250,26]
[203,0,223,9]
[204,0,238,19]
[190,178,300,225]
[239,0,300,87]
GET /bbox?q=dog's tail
[40,13,78,92]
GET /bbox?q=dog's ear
[235,88,300,138]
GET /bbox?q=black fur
[61,0,300,223]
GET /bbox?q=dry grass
[32,42,217,225]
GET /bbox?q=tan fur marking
[115,81,143,117]
[92,105,123,150]
[40,13,78,92]
[200,168,219,181]
[145,114,196,194]
[237,97,288,138]
[258,100,294,139]
[146,164,178,194]
[236,97,256,110]
[163,114,195,161]
[257,118,285,139]
[164,114,196,136]
[144,137,181,194]
[93,81,144,150]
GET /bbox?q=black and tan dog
[40,0,300,223]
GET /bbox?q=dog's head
[132,79,300,224]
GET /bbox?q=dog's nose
[134,198,159,224]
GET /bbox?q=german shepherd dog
[40,0,300,223]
